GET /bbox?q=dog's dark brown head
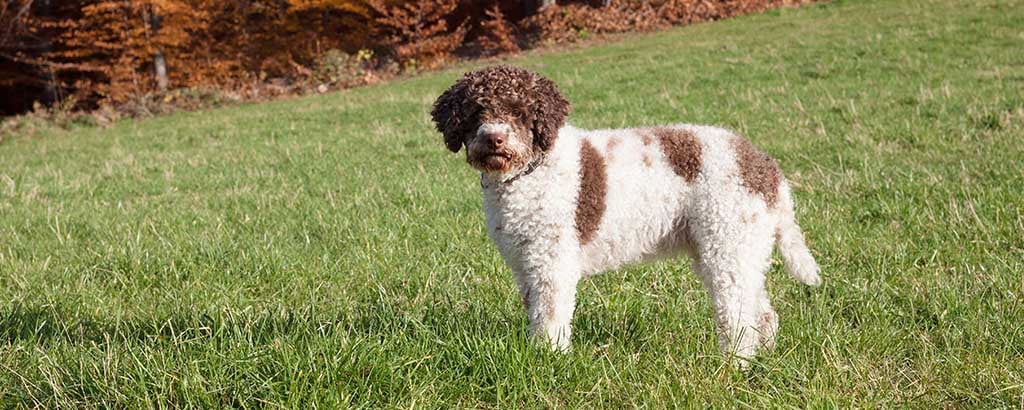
[430,66,571,176]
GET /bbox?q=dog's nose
[483,132,506,147]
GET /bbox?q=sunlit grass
[1,0,1022,407]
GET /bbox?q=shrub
[521,0,814,45]
[368,0,468,70]
[314,49,374,87]
[478,5,520,56]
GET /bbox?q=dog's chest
[481,168,578,261]
[484,178,572,235]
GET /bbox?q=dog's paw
[531,323,572,353]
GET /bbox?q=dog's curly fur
[431,65,820,362]
[432,65,569,154]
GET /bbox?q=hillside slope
[1,0,1022,407]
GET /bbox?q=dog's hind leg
[754,286,778,351]
[693,217,777,365]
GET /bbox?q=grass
[1,0,1023,407]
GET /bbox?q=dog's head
[430,66,570,176]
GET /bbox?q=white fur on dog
[480,123,820,359]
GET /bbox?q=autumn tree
[368,0,467,69]
[287,0,370,15]
[479,4,519,56]
[39,0,208,105]
[0,0,813,116]
[522,0,556,16]
[0,1,37,63]
[1,0,57,113]
[282,0,375,62]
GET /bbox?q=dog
[430,65,820,361]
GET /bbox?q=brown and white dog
[431,65,820,361]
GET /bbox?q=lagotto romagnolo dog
[430,65,821,361]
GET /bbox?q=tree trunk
[146,5,168,92]
[36,0,60,105]
[522,0,556,16]
[153,50,167,92]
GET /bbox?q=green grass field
[2,0,1023,407]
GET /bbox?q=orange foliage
[44,0,209,103]
[368,0,467,69]
[287,0,371,15]
[1,0,819,116]
[523,0,816,44]
[478,5,520,56]
[34,0,379,107]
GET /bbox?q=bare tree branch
[1,0,35,46]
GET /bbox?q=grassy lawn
[1,0,1023,407]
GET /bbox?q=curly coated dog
[430,65,821,361]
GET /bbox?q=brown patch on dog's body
[641,153,653,167]
[605,136,620,161]
[640,132,653,146]
[652,127,702,182]
[575,140,607,245]
[606,137,619,152]
[732,137,781,206]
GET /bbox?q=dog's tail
[775,181,821,286]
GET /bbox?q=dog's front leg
[516,255,582,352]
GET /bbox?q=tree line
[1,0,809,116]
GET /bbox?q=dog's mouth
[470,151,515,171]
[483,152,512,162]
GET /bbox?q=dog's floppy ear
[530,74,571,152]
[431,78,470,153]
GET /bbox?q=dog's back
[556,124,819,287]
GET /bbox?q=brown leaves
[1,0,817,117]
[479,5,519,56]
[522,0,815,44]
[367,0,467,69]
